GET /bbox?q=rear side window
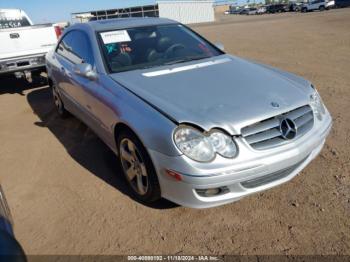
[0,11,31,29]
[57,30,95,66]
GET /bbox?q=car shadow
[0,74,48,96]
[26,86,178,210]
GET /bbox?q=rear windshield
[0,12,31,29]
[99,24,223,73]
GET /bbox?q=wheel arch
[113,122,150,156]
[112,116,181,158]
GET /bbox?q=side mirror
[74,63,97,81]
[214,42,225,51]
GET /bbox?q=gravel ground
[0,8,349,255]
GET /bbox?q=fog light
[196,187,229,197]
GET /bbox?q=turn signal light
[166,170,182,181]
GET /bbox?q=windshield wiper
[163,55,211,66]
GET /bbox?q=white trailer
[157,0,215,24]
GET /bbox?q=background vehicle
[240,8,257,15]
[0,9,61,82]
[301,0,327,12]
[256,6,266,15]
[326,0,335,9]
[335,0,350,7]
[229,6,243,14]
[257,6,267,14]
[288,2,303,11]
[0,185,26,259]
[246,7,258,15]
[266,4,288,13]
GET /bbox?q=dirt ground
[0,9,349,255]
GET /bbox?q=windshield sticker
[100,30,131,44]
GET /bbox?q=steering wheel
[165,44,186,59]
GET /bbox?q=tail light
[54,26,62,39]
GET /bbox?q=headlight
[310,88,326,121]
[209,131,238,158]
[174,126,238,162]
[174,127,215,162]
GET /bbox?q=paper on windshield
[100,30,131,44]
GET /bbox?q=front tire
[117,130,161,203]
[319,5,325,11]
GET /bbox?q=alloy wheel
[120,138,149,196]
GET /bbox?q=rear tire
[52,83,69,118]
[319,5,325,11]
[117,129,161,204]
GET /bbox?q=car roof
[81,17,178,32]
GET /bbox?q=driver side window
[57,30,95,66]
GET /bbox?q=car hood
[110,55,310,135]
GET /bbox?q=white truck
[301,0,327,12]
[0,9,61,81]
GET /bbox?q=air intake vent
[241,156,309,188]
[241,105,314,150]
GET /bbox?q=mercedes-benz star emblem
[280,118,297,140]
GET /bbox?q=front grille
[241,105,314,150]
[241,156,309,189]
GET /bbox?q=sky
[1,0,158,23]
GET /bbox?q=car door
[60,30,116,147]
[54,30,101,128]
[54,31,85,113]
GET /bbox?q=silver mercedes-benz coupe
[46,18,332,208]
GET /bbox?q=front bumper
[149,113,332,208]
[0,53,46,74]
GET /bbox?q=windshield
[0,12,31,29]
[99,24,223,73]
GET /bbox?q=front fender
[103,76,181,157]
